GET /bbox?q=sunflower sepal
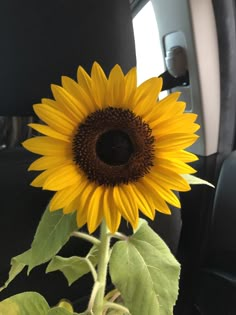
[182,174,215,187]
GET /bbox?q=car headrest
[0,0,136,116]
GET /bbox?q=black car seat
[194,151,236,314]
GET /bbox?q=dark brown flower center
[72,107,154,186]
[96,129,134,165]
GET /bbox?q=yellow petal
[145,94,184,124]
[153,93,183,115]
[91,62,108,108]
[33,104,76,136]
[50,182,82,211]
[61,76,97,113]
[154,156,197,174]
[107,65,125,107]
[123,67,137,107]
[149,167,191,191]
[63,178,88,214]
[133,77,162,117]
[87,185,104,233]
[77,66,93,97]
[41,98,58,110]
[143,176,181,208]
[103,187,121,233]
[41,98,76,121]
[149,195,171,215]
[76,206,88,229]
[136,181,171,215]
[51,85,87,121]
[130,183,155,220]
[153,123,200,137]
[43,163,80,191]
[76,183,96,228]
[151,113,199,134]
[155,133,199,151]
[162,150,199,163]
[30,168,56,187]
[113,185,138,229]
[22,136,71,156]
[28,156,70,171]
[63,197,79,214]
[151,195,171,215]
[28,123,70,142]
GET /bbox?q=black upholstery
[209,151,236,264]
[0,0,136,116]
[194,151,236,314]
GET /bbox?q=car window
[132,1,165,85]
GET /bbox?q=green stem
[85,257,97,282]
[87,281,101,313]
[108,231,129,241]
[71,231,101,246]
[92,221,111,315]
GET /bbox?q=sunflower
[22,62,199,234]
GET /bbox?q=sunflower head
[23,62,199,234]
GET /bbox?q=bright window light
[133,1,165,85]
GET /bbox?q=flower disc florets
[72,107,154,186]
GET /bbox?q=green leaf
[47,307,73,315]
[109,219,180,315]
[105,303,129,315]
[47,306,82,314]
[46,246,98,285]
[0,250,31,292]
[28,205,77,272]
[182,174,215,187]
[47,307,84,315]
[0,291,49,315]
[106,309,128,315]
[0,206,77,291]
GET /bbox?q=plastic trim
[151,0,220,156]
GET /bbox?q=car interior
[0,0,235,314]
